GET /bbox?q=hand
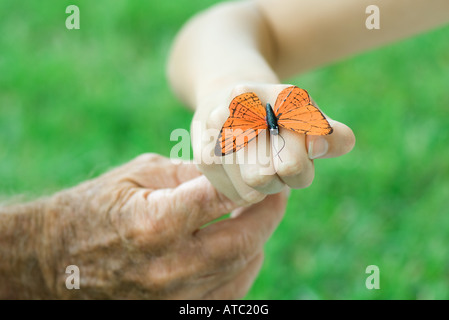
[36,153,287,299]
[193,83,355,205]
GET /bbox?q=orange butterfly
[215,86,333,156]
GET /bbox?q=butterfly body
[215,86,333,156]
[265,103,279,136]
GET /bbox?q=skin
[167,0,449,204]
[0,154,287,299]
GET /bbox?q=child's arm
[167,0,449,204]
[169,0,449,102]
[258,0,449,79]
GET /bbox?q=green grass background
[1,0,449,299]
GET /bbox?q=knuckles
[242,171,273,188]
[230,84,251,97]
[276,160,304,177]
[276,160,315,189]
[132,153,165,164]
[239,190,266,205]
[108,188,179,250]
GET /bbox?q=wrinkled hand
[193,83,355,205]
[38,154,287,299]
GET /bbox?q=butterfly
[214,86,333,156]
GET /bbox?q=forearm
[167,1,279,110]
[258,0,449,78]
[0,201,50,299]
[168,0,449,106]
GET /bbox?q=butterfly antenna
[273,133,286,162]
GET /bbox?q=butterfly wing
[215,92,267,156]
[274,86,333,135]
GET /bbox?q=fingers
[272,117,354,188]
[193,191,287,272]
[238,130,285,195]
[196,108,260,205]
[274,129,315,189]
[121,153,203,189]
[175,163,204,183]
[153,251,264,299]
[205,84,293,204]
[115,174,240,247]
[203,252,264,299]
[197,162,249,206]
[306,119,355,159]
[199,82,355,204]
[151,175,239,232]
[221,160,267,205]
[217,130,283,204]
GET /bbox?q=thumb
[163,175,240,231]
[306,119,355,159]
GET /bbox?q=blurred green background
[1,0,449,299]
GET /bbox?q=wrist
[195,77,281,115]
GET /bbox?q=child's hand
[192,84,355,205]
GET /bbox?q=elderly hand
[25,153,287,299]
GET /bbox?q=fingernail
[308,137,328,159]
